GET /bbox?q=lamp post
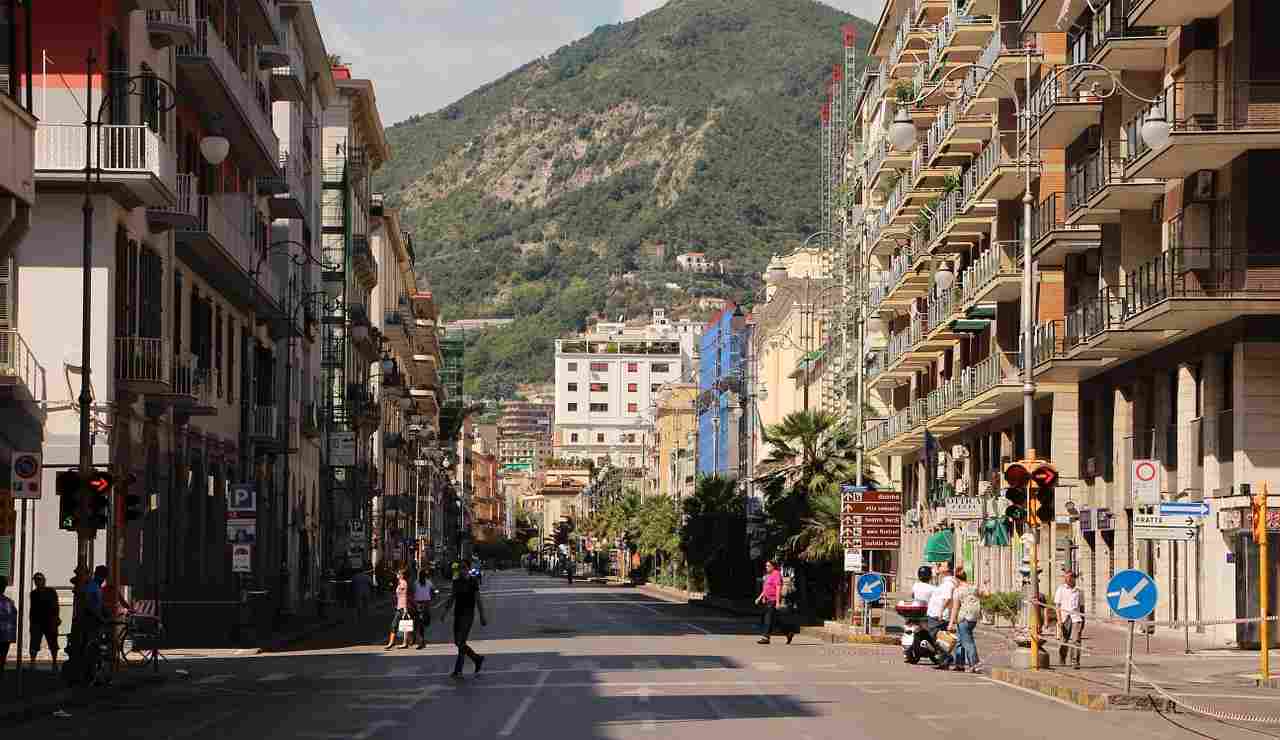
[887,57,1170,667]
[77,51,228,572]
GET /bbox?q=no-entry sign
[1132,459,1159,506]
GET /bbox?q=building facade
[697,305,748,480]
[654,383,697,500]
[497,400,553,473]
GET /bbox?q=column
[1110,385,1134,570]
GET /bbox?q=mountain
[375,0,873,399]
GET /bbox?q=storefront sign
[944,496,983,520]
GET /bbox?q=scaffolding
[439,330,465,438]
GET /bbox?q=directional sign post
[1159,501,1210,518]
[856,573,885,635]
[1106,569,1158,695]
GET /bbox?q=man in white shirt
[925,562,957,669]
[1054,570,1084,668]
[907,566,940,665]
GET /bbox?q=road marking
[683,621,713,635]
[704,696,727,720]
[193,674,233,685]
[298,720,403,740]
[693,659,723,670]
[975,675,1088,712]
[258,672,293,682]
[498,669,550,737]
[509,661,541,672]
[749,681,783,716]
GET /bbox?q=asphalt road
[11,571,1280,739]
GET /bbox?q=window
[567,382,578,392]
[567,402,578,412]
[590,362,608,372]
[226,315,234,403]
[567,362,577,371]
[624,433,637,443]
[627,383,638,393]
[214,304,223,398]
[596,433,606,443]
[570,433,579,443]
[590,403,608,413]
[652,363,670,373]
[589,382,608,392]
[651,383,660,393]
[627,362,638,373]
[627,403,638,413]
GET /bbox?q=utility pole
[77,49,96,572]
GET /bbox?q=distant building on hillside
[497,401,554,474]
[553,309,700,470]
[447,318,515,333]
[676,252,717,273]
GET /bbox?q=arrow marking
[1108,577,1150,610]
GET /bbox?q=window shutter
[0,256,12,332]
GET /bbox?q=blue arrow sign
[1159,501,1210,517]
[1106,569,1158,621]
[841,484,870,494]
[856,573,885,602]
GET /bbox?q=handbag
[934,630,958,654]
[398,612,415,633]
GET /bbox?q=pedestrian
[386,569,413,650]
[440,557,486,679]
[1054,570,1085,669]
[926,561,957,670]
[754,560,795,645]
[0,576,15,674]
[413,569,435,649]
[565,557,574,585]
[947,566,983,673]
[29,572,60,672]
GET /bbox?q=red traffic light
[1030,465,1059,488]
[87,471,114,493]
[1003,463,1030,488]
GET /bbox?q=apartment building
[0,1,39,583]
[697,304,749,480]
[855,0,1280,647]
[497,400,553,473]
[654,383,697,500]
[553,309,698,470]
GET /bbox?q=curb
[257,616,347,653]
[0,673,168,724]
[989,667,1173,711]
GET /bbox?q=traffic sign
[1160,501,1210,517]
[1106,569,1158,620]
[1134,514,1200,528]
[944,496,983,520]
[843,550,862,573]
[856,573,884,602]
[1131,459,1159,506]
[11,451,41,500]
[1135,527,1197,542]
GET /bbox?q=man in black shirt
[28,573,60,671]
[440,557,487,679]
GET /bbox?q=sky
[315,0,884,126]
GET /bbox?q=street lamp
[888,106,916,153]
[933,261,956,291]
[76,52,227,572]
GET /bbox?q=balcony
[411,385,440,416]
[1022,0,1077,32]
[269,26,307,103]
[966,130,1033,204]
[177,19,280,175]
[1067,0,1164,82]
[35,123,174,208]
[1128,0,1230,27]
[911,0,949,25]
[868,247,931,310]
[170,356,216,416]
[1064,285,1127,351]
[1123,81,1280,180]
[970,23,1039,101]
[347,384,380,429]
[251,404,278,442]
[147,172,200,231]
[1065,139,1164,224]
[1029,191,1102,266]
[959,240,1021,307]
[114,336,171,395]
[1028,74,1103,149]
[351,234,377,289]
[267,151,305,220]
[176,193,260,310]
[145,5,196,48]
[0,329,46,411]
[241,0,284,46]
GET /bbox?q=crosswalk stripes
[569,659,602,671]
[752,662,785,672]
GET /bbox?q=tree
[785,489,842,563]
[636,496,681,576]
[680,475,750,597]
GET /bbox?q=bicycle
[114,613,165,669]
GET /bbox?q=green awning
[966,304,997,320]
[950,319,991,333]
[923,529,955,563]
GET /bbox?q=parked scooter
[896,599,938,665]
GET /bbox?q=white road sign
[843,550,863,573]
[1134,514,1200,529]
[1134,527,1197,542]
[945,496,983,520]
[1131,459,1160,506]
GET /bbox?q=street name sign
[1135,527,1197,542]
[1106,569,1158,621]
[1134,514,1200,528]
[1159,502,1210,517]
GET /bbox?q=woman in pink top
[386,570,413,650]
[754,561,795,645]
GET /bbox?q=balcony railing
[869,246,919,309]
[1029,191,1069,243]
[115,336,170,386]
[151,172,200,220]
[960,239,1018,304]
[35,122,162,175]
[1064,286,1125,348]
[1124,81,1280,162]
[1027,73,1072,122]
[967,130,1022,205]
[1123,248,1250,320]
[0,330,46,402]
[172,355,215,407]
[1019,319,1066,368]
[251,404,277,439]
[1067,139,1134,213]
[885,316,927,368]
[926,284,963,332]
[1068,0,1162,78]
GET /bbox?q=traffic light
[56,470,82,531]
[1003,461,1030,514]
[1029,463,1058,524]
[123,472,144,522]
[1003,460,1058,526]
[86,469,114,529]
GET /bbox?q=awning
[923,529,955,563]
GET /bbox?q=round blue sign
[856,572,885,602]
[1105,569,1158,621]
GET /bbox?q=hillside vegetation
[375,0,873,398]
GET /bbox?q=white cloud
[621,0,667,21]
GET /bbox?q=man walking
[926,561,957,670]
[29,572,60,672]
[440,557,486,679]
[413,568,435,649]
[754,561,795,645]
[1054,570,1085,668]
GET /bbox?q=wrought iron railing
[1064,286,1125,347]
[1124,80,1280,163]
[960,239,1018,304]
[0,330,46,402]
[115,336,170,386]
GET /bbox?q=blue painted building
[697,305,750,479]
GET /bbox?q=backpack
[957,585,982,622]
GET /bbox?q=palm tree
[758,409,857,501]
[785,490,842,563]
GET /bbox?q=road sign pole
[1028,473,1041,671]
[1261,483,1270,682]
[1125,620,1135,695]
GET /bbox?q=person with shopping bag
[926,561,958,670]
[385,569,415,650]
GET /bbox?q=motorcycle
[895,600,938,665]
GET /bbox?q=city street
[6,571,1277,739]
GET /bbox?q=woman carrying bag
[385,569,415,650]
[947,566,983,673]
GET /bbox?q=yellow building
[654,384,698,500]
